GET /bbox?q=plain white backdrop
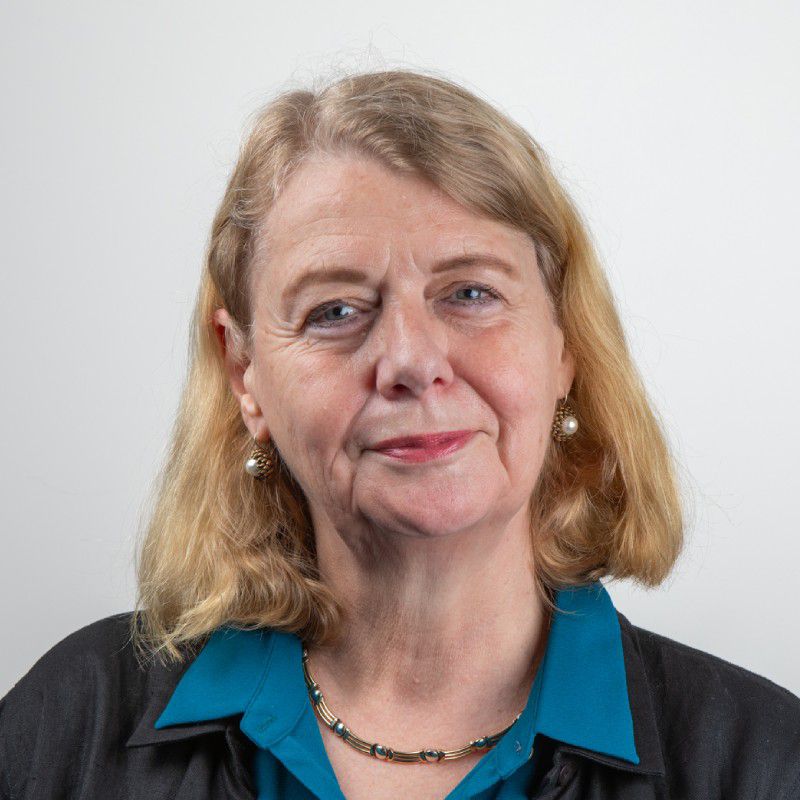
[1,1,798,699]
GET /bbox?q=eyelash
[304,283,502,330]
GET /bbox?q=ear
[211,308,269,442]
[557,332,577,398]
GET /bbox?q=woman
[1,69,798,800]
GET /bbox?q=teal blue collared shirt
[154,580,639,798]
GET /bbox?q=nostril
[557,762,574,784]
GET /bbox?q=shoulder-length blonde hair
[131,68,685,664]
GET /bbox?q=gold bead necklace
[301,646,523,764]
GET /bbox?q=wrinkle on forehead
[258,153,485,247]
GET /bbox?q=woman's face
[223,153,574,542]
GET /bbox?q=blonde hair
[130,68,685,664]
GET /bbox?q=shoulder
[0,613,150,796]
[618,611,800,795]
[1,610,145,721]
[2,612,142,705]
[622,611,800,713]
[28,610,137,663]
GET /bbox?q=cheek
[464,328,556,426]
[257,349,361,461]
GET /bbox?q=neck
[305,506,551,745]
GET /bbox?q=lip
[368,430,476,463]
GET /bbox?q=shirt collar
[126,580,665,779]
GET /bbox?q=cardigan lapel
[124,646,257,800]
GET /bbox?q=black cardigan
[1,610,799,799]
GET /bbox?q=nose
[373,294,454,399]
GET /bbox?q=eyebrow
[281,251,517,312]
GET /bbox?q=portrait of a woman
[2,69,799,799]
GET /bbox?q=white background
[1,1,798,698]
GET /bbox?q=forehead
[258,154,532,262]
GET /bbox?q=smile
[370,430,476,463]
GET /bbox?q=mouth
[368,430,476,463]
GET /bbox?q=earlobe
[238,391,270,446]
[240,366,270,443]
[240,391,264,441]
[241,391,259,419]
[557,336,576,393]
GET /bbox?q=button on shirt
[154,580,640,799]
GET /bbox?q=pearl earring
[551,395,579,441]
[244,437,277,480]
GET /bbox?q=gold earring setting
[244,438,277,480]
[552,396,578,442]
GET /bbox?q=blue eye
[451,285,499,304]
[304,283,500,330]
[307,302,358,328]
